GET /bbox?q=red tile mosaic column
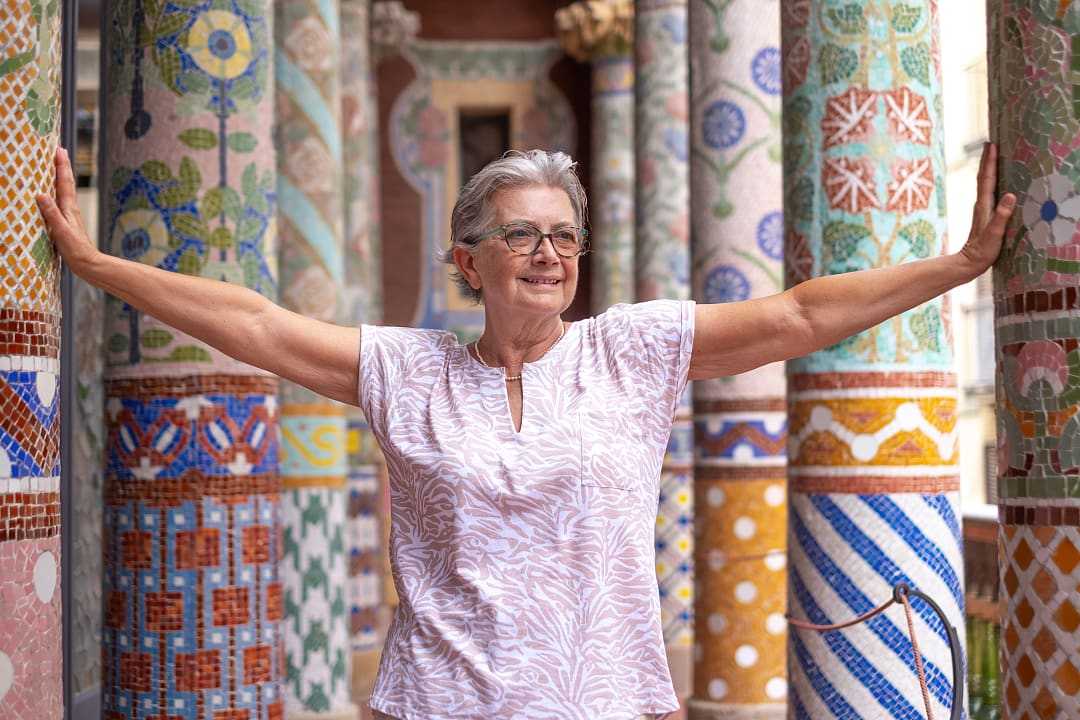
[988,2,1080,716]
[0,1,63,717]
[100,1,284,718]
[688,1,787,717]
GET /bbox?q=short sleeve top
[359,300,695,720]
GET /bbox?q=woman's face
[455,185,580,322]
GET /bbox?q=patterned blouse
[359,300,694,720]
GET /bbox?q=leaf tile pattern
[688,0,788,712]
[988,1,1080,715]
[100,0,283,717]
[781,3,963,718]
[359,301,692,719]
[0,0,62,716]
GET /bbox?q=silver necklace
[474,322,565,382]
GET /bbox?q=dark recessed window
[459,110,510,186]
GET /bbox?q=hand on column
[959,142,1017,278]
[36,147,100,275]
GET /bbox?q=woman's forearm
[82,251,273,370]
[788,252,974,356]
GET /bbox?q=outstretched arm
[689,143,1015,381]
[38,148,361,406]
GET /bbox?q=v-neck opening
[463,321,576,437]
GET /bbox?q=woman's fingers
[986,192,1017,242]
[972,142,998,232]
[36,194,71,242]
[55,147,79,218]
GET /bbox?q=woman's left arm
[689,143,1016,381]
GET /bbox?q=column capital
[555,0,633,63]
[371,1,420,63]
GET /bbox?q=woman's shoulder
[363,323,460,349]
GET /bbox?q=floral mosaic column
[100,1,283,718]
[0,1,62,717]
[340,0,386,699]
[556,0,635,313]
[275,1,355,718]
[782,2,964,718]
[687,1,787,717]
[635,0,694,698]
[988,2,1080,716]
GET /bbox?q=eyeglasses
[477,222,590,258]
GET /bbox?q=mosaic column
[0,1,62,717]
[635,0,694,698]
[276,1,355,718]
[100,1,283,718]
[556,0,635,314]
[340,0,387,700]
[687,1,787,717]
[988,2,1080,716]
[782,2,964,718]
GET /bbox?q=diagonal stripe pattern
[781,2,965,717]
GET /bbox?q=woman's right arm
[38,147,362,406]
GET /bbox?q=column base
[686,699,785,720]
[286,705,359,720]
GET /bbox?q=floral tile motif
[782,3,962,718]
[989,1,1080,713]
[100,0,283,716]
[688,0,787,712]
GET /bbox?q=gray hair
[442,149,587,304]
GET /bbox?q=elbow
[780,289,818,361]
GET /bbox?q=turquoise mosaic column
[556,0,636,314]
[99,1,284,718]
[0,1,63,715]
[988,2,1080,716]
[782,2,964,718]
[635,0,694,699]
[688,1,787,717]
[275,0,354,717]
[340,0,386,700]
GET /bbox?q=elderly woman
[39,145,1012,720]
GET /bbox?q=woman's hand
[36,146,100,275]
[958,142,1016,278]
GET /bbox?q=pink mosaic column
[687,1,787,716]
[556,0,636,314]
[635,0,694,700]
[0,1,63,717]
[988,1,1080,716]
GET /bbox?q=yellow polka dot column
[687,1,788,716]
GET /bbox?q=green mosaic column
[276,0,354,717]
[988,2,1080,717]
[688,1,787,717]
[556,0,636,313]
[635,0,694,700]
[340,0,387,701]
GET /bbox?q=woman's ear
[452,245,482,290]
